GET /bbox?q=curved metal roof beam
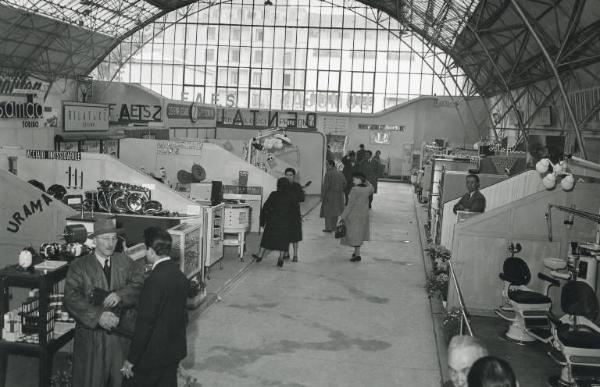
[509,0,587,159]
[463,19,529,148]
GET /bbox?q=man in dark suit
[121,228,189,387]
[453,174,486,214]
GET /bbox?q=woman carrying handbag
[337,172,374,262]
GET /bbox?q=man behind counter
[453,174,486,214]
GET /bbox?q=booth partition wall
[93,0,468,114]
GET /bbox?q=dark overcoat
[320,169,346,218]
[260,190,298,251]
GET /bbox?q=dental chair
[495,243,560,343]
[547,281,600,386]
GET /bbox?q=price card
[186,205,202,216]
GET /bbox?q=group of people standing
[323,144,384,261]
[340,144,384,208]
[255,144,385,266]
[252,168,305,267]
[64,220,190,387]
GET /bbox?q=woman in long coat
[252,177,297,267]
[338,171,374,262]
[320,159,346,232]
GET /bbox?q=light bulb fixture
[264,0,273,5]
[535,158,575,191]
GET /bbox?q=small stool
[223,229,246,261]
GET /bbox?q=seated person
[453,174,486,214]
[467,356,518,387]
[443,335,488,387]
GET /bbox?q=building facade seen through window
[93,0,470,113]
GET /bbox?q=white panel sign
[63,102,109,132]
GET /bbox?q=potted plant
[425,243,451,262]
[442,307,464,343]
[426,271,449,301]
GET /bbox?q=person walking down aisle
[64,219,144,387]
[338,172,374,262]
[252,178,298,267]
[121,228,189,387]
[341,150,356,204]
[360,150,380,209]
[320,159,346,232]
[284,168,305,262]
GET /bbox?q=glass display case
[167,222,202,279]
[203,203,224,271]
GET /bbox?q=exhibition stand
[446,183,600,315]
[118,139,275,232]
[439,170,546,248]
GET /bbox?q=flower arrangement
[442,307,464,342]
[426,271,449,300]
[425,243,451,262]
[425,244,451,300]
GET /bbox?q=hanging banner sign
[217,108,317,130]
[0,101,43,119]
[164,100,216,128]
[107,103,162,124]
[0,71,49,96]
[26,150,82,161]
[64,102,109,131]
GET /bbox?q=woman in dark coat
[252,178,297,267]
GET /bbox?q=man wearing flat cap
[64,218,144,387]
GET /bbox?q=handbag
[335,222,346,238]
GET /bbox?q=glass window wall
[93,0,469,113]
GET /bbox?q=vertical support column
[509,0,588,160]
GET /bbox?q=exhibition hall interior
[1,0,600,386]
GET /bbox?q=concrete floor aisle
[184,182,441,386]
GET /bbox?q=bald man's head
[447,335,488,387]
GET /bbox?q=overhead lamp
[535,158,575,191]
[264,0,273,5]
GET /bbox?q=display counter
[0,265,74,387]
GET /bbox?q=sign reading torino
[63,102,109,131]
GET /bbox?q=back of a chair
[561,281,599,321]
[500,257,531,286]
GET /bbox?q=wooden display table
[0,264,74,387]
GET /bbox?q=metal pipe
[448,260,474,336]
[509,0,588,160]
[571,156,600,172]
